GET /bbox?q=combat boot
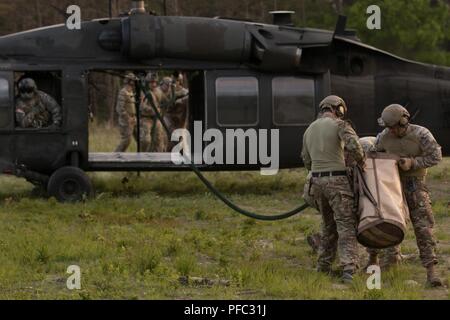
[307,233,321,254]
[341,270,354,285]
[316,264,332,275]
[426,265,443,288]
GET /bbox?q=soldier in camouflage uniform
[305,137,376,255]
[114,73,138,153]
[367,104,443,287]
[139,73,168,153]
[302,95,365,284]
[15,78,62,129]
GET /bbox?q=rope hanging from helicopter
[96,71,310,221]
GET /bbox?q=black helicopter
[0,0,449,201]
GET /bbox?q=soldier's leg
[115,125,132,153]
[140,121,152,153]
[381,245,402,268]
[313,181,338,272]
[406,186,437,268]
[327,177,358,273]
[152,121,169,153]
[405,180,441,286]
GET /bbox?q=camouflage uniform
[15,91,62,129]
[139,91,168,153]
[367,125,442,268]
[302,115,365,272]
[114,86,137,153]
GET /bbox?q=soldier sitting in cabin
[15,78,62,129]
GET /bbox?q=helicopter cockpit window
[216,77,259,126]
[0,78,10,128]
[272,77,315,126]
[14,71,63,130]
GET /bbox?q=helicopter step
[87,152,191,171]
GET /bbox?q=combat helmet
[378,104,410,128]
[123,72,138,83]
[319,95,347,118]
[160,76,173,86]
[145,72,158,83]
[18,78,37,93]
[18,78,38,100]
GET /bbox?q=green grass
[0,128,448,299]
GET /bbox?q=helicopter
[0,0,449,202]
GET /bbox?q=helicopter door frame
[0,71,14,132]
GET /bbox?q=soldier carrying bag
[354,153,409,249]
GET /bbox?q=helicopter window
[216,77,259,126]
[272,77,315,126]
[0,78,9,105]
[0,78,10,128]
[13,71,63,130]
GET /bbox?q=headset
[320,96,348,119]
[399,110,411,127]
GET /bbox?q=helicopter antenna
[163,0,167,15]
[109,0,113,18]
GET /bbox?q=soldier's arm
[301,134,312,171]
[15,108,30,128]
[413,128,442,169]
[370,131,387,153]
[41,93,62,126]
[338,121,365,166]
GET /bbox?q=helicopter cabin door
[205,70,264,171]
[205,70,321,170]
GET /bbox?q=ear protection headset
[399,110,410,127]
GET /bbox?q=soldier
[15,78,62,129]
[114,72,138,153]
[368,104,443,287]
[140,72,168,153]
[166,74,189,147]
[306,136,376,255]
[302,95,365,284]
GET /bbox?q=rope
[136,79,310,221]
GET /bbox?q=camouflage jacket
[140,91,161,119]
[15,91,62,129]
[373,124,442,177]
[116,87,136,126]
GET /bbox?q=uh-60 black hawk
[0,0,449,202]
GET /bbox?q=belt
[312,171,347,178]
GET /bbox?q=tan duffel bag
[355,153,409,249]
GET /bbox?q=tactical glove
[399,158,414,172]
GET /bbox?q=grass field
[0,126,448,300]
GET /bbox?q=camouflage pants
[115,121,137,153]
[140,118,168,153]
[311,176,359,271]
[367,177,438,268]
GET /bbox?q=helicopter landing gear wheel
[47,167,93,202]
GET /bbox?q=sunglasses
[19,87,34,94]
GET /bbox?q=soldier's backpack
[354,153,409,249]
